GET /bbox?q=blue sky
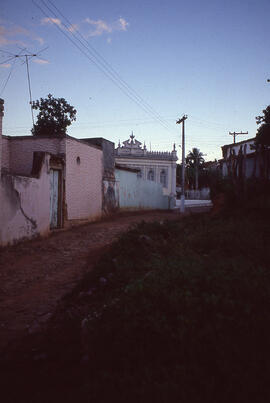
[1,0,270,161]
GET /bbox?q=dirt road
[0,210,177,352]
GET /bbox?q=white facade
[115,134,178,197]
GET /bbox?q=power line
[33,0,177,135]
[45,0,177,134]
[0,58,17,96]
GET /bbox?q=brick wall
[2,137,10,171]
[65,138,102,221]
[7,136,65,176]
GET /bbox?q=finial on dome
[130,131,135,142]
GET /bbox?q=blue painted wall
[115,168,171,210]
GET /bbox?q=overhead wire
[45,0,177,134]
[33,0,178,135]
[0,58,17,96]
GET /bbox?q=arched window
[147,169,154,181]
[160,170,167,187]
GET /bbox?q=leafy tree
[255,105,270,146]
[186,147,205,190]
[253,106,270,180]
[31,94,77,136]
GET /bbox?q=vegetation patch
[3,208,270,403]
[60,208,270,402]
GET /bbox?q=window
[160,170,167,187]
[147,169,154,181]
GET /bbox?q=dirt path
[0,210,177,352]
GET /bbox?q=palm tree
[186,148,205,190]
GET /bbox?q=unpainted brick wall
[7,137,65,176]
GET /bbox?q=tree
[254,106,270,179]
[255,105,270,147]
[31,94,77,136]
[256,105,270,147]
[186,148,205,190]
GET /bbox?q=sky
[1,0,270,161]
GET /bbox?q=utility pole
[229,131,248,144]
[176,115,188,213]
[15,53,37,128]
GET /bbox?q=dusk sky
[1,0,270,160]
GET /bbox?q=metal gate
[50,169,60,229]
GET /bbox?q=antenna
[15,53,37,128]
[0,47,48,129]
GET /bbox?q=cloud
[0,63,11,68]
[85,18,112,37]
[41,17,62,27]
[85,17,129,38]
[41,18,79,34]
[67,24,78,33]
[118,18,129,31]
[0,22,45,47]
[33,58,49,64]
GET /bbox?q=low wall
[115,168,170,210]
[0,154,50,246]
[185,187,210,200]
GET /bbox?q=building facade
[115,134,178,197]
[0,98,103,246]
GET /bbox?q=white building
[115,133,178,197]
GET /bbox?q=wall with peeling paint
[65,138,103,221]
[115,167,170,210]
[0,154,51,246]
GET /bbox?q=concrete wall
[65,138,103,221]
[115,168,170,210]
[83,138,119,214]
[115,156,177,197]
[6,136,65,176]
[0,154,51,246]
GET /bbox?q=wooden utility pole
[176,115,188,213]
[229,131,248,144]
